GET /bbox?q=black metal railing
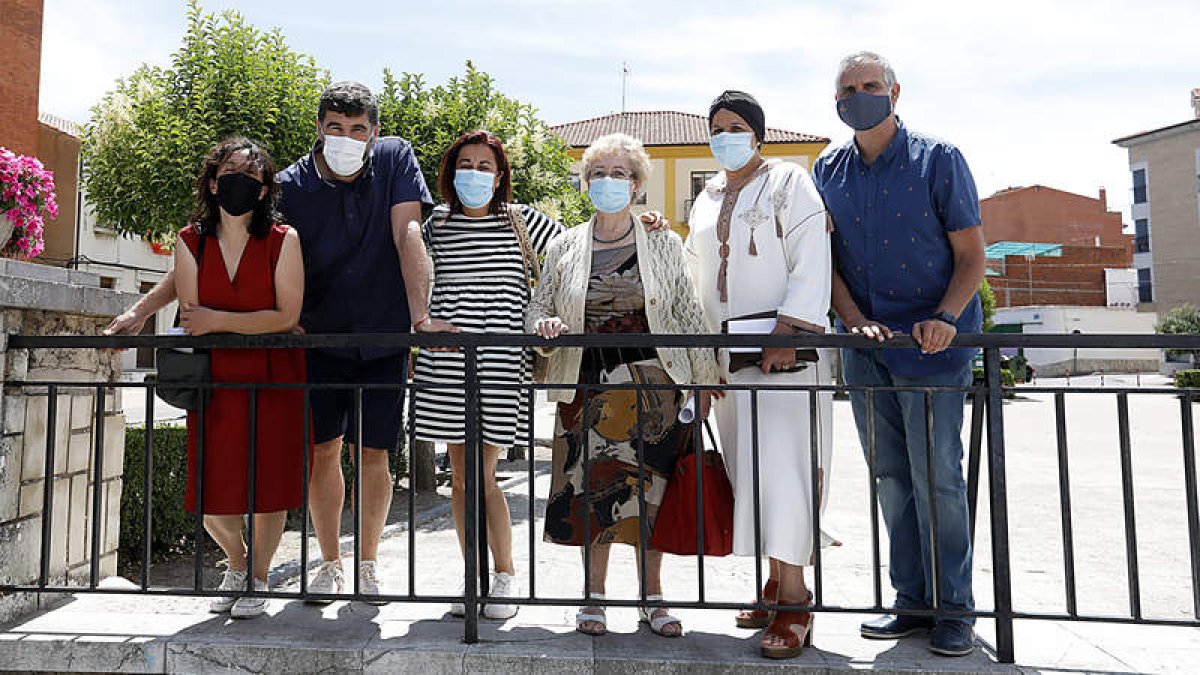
[2,331,1199,666]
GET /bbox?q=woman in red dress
[174,137,306,619]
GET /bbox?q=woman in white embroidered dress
[685,90,833,659]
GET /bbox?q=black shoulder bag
[153,234,211,411]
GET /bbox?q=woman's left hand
[639,211,670,232]
[698,384,726,419]
[179,303,220,336]
[759,322,797,374]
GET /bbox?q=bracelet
[413,316,431,330]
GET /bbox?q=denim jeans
[842,348,975,625]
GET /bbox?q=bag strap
[506,203,539,289]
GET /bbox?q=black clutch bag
[152,347,210,411]
[720,310,819,373]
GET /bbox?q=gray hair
[836,51,897,91]
[580,132,652,194]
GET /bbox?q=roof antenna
[621,62,629,112]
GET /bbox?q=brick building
[0,0,44,157]
[980,185,1134,308]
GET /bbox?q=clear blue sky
[39,0,1200,222]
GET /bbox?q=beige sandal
[639,594,683,637]
[575,593,607,636]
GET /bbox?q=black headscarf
[708,90,766,144]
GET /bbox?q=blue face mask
[588,177,633,214]
[709,132,756,171]
[836,91,893,131]
[453,169,496,209]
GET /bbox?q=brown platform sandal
[736,578,778,629]
[760,593,814,660]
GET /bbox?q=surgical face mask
[588,177,633,214]
[216,173,263,217]
[453,169,496,209]
[836,91,893,131]
[322,133,370,176]
[709,132,756,171]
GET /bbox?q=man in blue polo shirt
[812,52,987,657]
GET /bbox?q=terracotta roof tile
[551,111,828,148]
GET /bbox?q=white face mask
[322,133,370,176]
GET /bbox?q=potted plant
[0,146,58,260]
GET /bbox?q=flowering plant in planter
[0,147,58,259]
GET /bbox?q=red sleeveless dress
[181,223,307,514]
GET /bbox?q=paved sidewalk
[2,379,1198,672]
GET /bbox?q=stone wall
[0,258,139,623]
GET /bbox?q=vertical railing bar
[635,371,648,605]
[526,380,537,600]
[462,346,480,643]
[300,387,310,598]
[1179,392,1200,619]
[194,388,207,592]
[582,384,593,604]
[1054,393,1078,617]
[406,380,417,598]
[89,385,106,588]
[925,388,941,611]
[983,347,1015,663]
[142,386,155,591]
[39,385,58,589]
[809,387,823,607]
[750,388,765,610]
[867,388,882,610]
[353,387,364,599]
[1116,393,1141,620]
[693,386,706,604]
[966,391,985,543]
[477,391,490,601]
[245,388,258,596]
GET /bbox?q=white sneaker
[359,560,386,605]
[483,571,520,620]
[306,560,344,604]
[230,578,269,619]
[209,568,247,613]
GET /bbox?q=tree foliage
[979,279,997,332]
[378,62,591,226]
[1156,303,1200,357]
[81,1,327,241]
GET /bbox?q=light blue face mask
[453,169,496,209]
[588,177,633,214]
[709,132,756,171]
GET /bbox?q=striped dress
[412,204,563,447]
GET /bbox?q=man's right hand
[845,317,893,342]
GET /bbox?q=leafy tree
[378,62,591,226]
[979,279,997,331]
[81,1,327,241]
[1156,303,1200,357]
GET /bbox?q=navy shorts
[306,351,408,452]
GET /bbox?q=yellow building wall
[566,142,827,237]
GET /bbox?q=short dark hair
[318,81,379,126]
[191,136,280,239]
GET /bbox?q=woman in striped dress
[412,131,563,619]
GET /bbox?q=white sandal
[575,593,607,636]
[639,594,683,637]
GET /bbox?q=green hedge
[1176,370,1200,389]
[121,425,195,562]
[972,368,1016,388]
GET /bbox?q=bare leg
[357,446,393,562]
[308,438,345,563]
[204,515,247,571]
[249,511,288,582]
[763,558,810,648]
[448,442,516,575]
[578,543,610,634]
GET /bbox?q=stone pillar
[0,258,140,623]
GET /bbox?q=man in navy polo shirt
[812,52,987,657]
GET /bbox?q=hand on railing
[844,317,894,342]
[533,317,569,339]
[414,317,461,352]
[912,319,957,355]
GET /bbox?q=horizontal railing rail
[2,331,1198,666]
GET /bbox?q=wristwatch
[931,310,957,326]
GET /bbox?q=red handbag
[650,421,735,556]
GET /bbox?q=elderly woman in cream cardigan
[526,132,721,639]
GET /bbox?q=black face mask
[216,173,264,217]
